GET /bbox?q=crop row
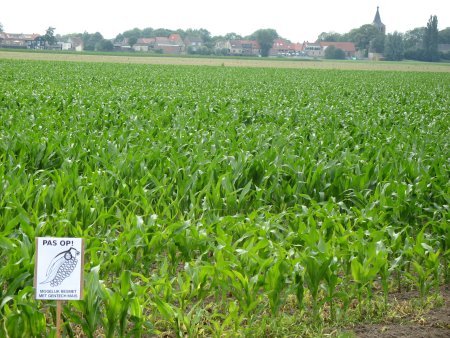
[0,59,449,337]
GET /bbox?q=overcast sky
[2,1,449,42]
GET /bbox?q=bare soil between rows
[350,288,450,338]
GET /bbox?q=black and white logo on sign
[40,247,80,287]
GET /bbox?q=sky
[2,1,450,42]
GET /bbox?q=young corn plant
[1,287,46,338]
[350,252,383,317]
[99,270,150,338]
[323,256,342,322]
[264,259,290,315]
[302,254,332,321]
[67,266,103,338]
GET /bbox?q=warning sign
[34,237,84,300]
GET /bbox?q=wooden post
[56,300,62,338]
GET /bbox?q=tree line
[114,15,448,61]
[1,15,449,61]
[54,27,279,56]
[319,16,449,61]
[114,27,280,56]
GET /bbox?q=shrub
[324,45,346,59]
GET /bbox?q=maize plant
[0,59,448,336]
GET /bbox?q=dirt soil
[351,288,450,338]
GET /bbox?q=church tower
[372,7,386,34]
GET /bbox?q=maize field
[0,59,449,337]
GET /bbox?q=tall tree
[198,28,212,43]
[224,32,243,40]
[185,28,213,48]
[438,27,450,44]
[142,27,154,38]
[0,22,3,32]
[403,27,425,50]
[122,28,142,41]
[324,45,345,59]
[97,39,114,51]
[370,34,385,53]
[114,33,124,42]
[153,28,174,37]
[82,32,104,51]
[384,32,404,61]
[423,15,439,61]
[128,36,138,47]
[347,24,382,55]
[317,32,343,42]
[251,28,278,57]
[44,27,57,45]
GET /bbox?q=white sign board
[34,237,84,300]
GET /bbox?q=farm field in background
[0,59,449,337]
[1,50,450,72]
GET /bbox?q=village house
[302,42,322,57]
[59,42,72,50]
[58,37,84,51]
[131,34,184,54]
[270,38,303,56]
[301,41,356,58]
[228,39,260,56]
[114,38,132,51]
[217,38,355,58]
[68,37,83,51]
[168,34,185,50]
[0,32,42,49]
[133,38,155,52]
[154,34,184,54]
[215,40,231,54]
[319,41,356,58]
[184,36,203,53]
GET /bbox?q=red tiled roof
[272,38,290,48]
[271,39,302,51]
[155,37,170,44]
[293,43,303,51]
[304,41,321,47]
[169,34,183,42]
[136,38,155,45]
[230,39,260,49]
[0,32,40,40]
[319,41,356,52]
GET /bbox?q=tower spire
[372,6,386,34]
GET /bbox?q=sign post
[56,300,62,337]
[34,237,84,337]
